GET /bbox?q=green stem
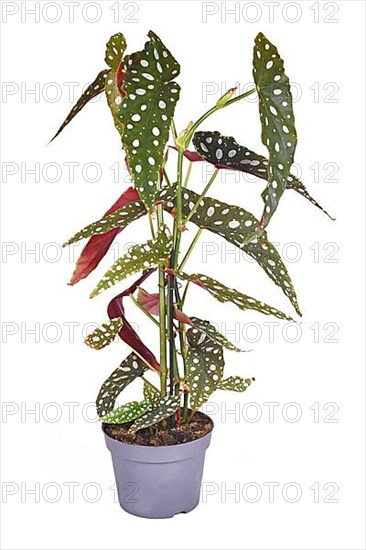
[183,161,193,188]
[180,281,191,308]
[184,87,256,147]
[158,264,167,397]
[178,229,202,271]
[129,294,160,328]
[163,168,171,187]
[148,211,156,239]
[173,151,184,269]
[156,172,167,396]
[174,282,189,423]
[184,169,219,224]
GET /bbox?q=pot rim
[102,411,214,451]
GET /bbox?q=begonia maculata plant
[52,30,332,433]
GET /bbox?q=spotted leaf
[63,200,146,246]
[186,327,224,409]
[90,226,172,298]
[50,69,109,142]
[143,381,160,406]
[105,33,127,136]
[161,187,300,314]
[190,317,245,352]
[192,131,333,219]
[253,32,297,226]
[85,318,123,350]
[129,395,181,432]
[96,353,146,417]
[219,376,254,392]
[107,31,181,207]
[101,400,150,423]
[178,273,292,321]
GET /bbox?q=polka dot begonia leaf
[129,395,181,432]
[96,353,147,418]
[177,272,293,321]
[50,69,109,142]
[192,131,333,220]
[107,30,181,208]
[161,187,300,315]
[85,317,123,350]
[105,33,127,137]
[186,326,225,409]
[63,199,146,247]
[90,226,172,298]
[253,32,297,227]
[218,376,255,392]
[100,400,150,424]
[190,317,245,352]
[143,380,160,406]
[104,32,127,70]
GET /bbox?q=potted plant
[52,30,332,518]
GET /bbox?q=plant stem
[158,264,167,397]
[148,211,156,239]
[178,229,202,271]
[184,87,256,147]
[183,161,193,188]
[156,171,167,396]
[185,168,219,224]
[167,251,176,398]
[129,294,160,327]
[173,150,184,269]
[174,282,189,423]
[180,281,191,308]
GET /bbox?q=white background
[1,1,365,549]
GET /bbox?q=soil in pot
[104,410,213,447]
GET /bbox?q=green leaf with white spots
[218,376,254,392]
[186,327,224,409]
[143,381,160,406]
[105,32,126,69]
[85,318,123,350]
[50,69,109,142]
[101,400,150,423]
[90,226,172,298]
[193,131,333,219]
[178,272,292,321]
[253,32,297,227]
[104,33,127,136]
[108,30,181,207]
[190,317,245,352]
[244,235,300,315]
[161,187,300,314]
[96,353,146,418]
[63,200,146,246]
[129,395,181,432]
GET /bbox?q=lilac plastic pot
[103,422,213,519]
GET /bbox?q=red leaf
[169,145,204,162]
[137,289,159,316]
[69,186,140,285]
[107,270,160,371]
[174,307,192,326]
[137,288,192,326]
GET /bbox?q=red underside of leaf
[137,289,160,316]
[116,61,125,95]
[169,146,204,163]
[107,270,160,371]
[137,288,192,326]
[69,186,140,285]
